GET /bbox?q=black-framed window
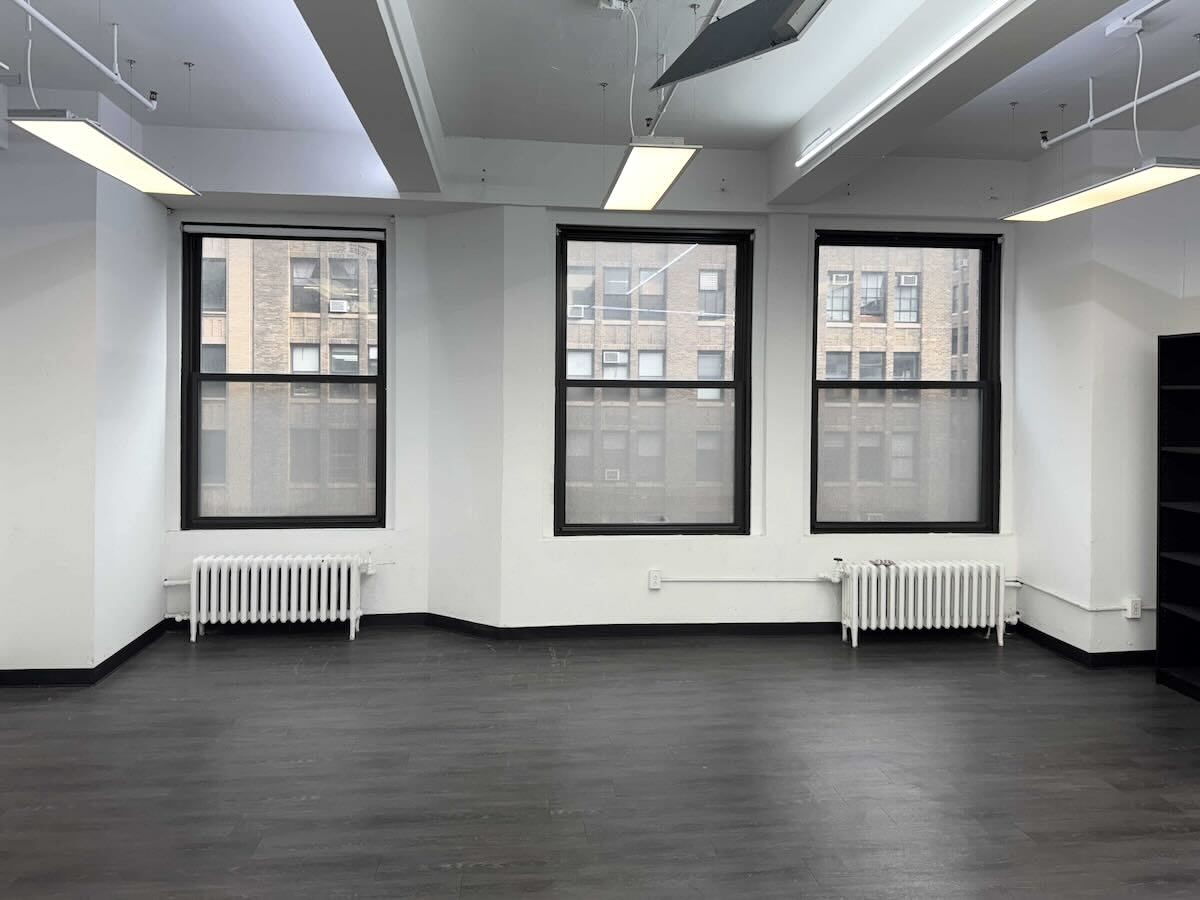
[201,258,227,311]
[896,273,920,323]
[182,228,385,529]
[827,272,852,322]
[638,267,667,321]
[812,230,1001,533]
[556,226,751,535]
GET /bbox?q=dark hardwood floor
[3,627,1200,899]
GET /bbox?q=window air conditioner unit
[831,273,851,285]
[567,304,588,319]
[604,468,622,481]
[602,351,624,364]
[899,274,919,286]
[329,299,351,313]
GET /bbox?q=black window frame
[811,230,1001,534]
[181,226,387,530]
[555,225,753,536]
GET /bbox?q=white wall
[92,176,170,663]
[0,136,99,669]
[160,212,431,618]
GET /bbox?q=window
[567,266,595,320]
[291,257,321,313]
[556,227,750,534]
[860,272,886,321]
[367,262,379,314]
[183,230,385,528]
[697,350,724,401]
[567,350,594,378]
[603,267,631,321]
[828,272,852,322]
[696,431,724,483]
[699,269,726,321]
[812,231,1000,532]
[891,432,917,481]
[636,430,665,482]
[859,351,885,402]
[638,267,666,321]
[201,258,227,311]
[896,273,920,323]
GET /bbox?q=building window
[329,257,360,310]
[201,258,227,311]
[567,266,595,320]
[827,272,852,322]
[896,273,920,323]
[638,267,666,321]
[860,271,886,321]
[367,263,379,314]
[556,226,751,534]
[603,267,631,321]
[698,269,726,321]
[183,230,385,528]
[697,350,724,401]
[891,432,917,482]
[291,257,321,313]
[812,230,1001,532]
[567,350,594,378]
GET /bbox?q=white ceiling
[0,0,361,132]
[406,0,924,150]
[896,0,1200,161]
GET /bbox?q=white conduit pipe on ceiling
[7,0,157,111]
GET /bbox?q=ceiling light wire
[25,6,40,110]
[1009,100,1018,207]
[625,1,640,140]
[1133,31,1145,159]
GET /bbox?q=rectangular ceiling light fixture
[604,139,700,211]
[8,109,197,196]
[1005,158,1200,222]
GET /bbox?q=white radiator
[189,556,362,642]
[838,561,1004,648]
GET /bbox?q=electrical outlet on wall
[648,569,662,591]
[1123,596,1143,619]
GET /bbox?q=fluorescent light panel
[604,142,700,211]
[9,109,196,196]
[1005,158,1200,222]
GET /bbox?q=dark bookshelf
[1157,334,1200,700]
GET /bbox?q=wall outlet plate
[648,569,662,591]
[1123,596,1143,619]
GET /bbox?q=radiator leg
[997,621,1005,647]
[851,624,858,648]
[190,619,196,643]
[198,623,205,637]
[841,623,848,643]
[349,614,356,641]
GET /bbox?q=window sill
[825,322,852,328]
[858,323,887,329]
[894,322,921,329]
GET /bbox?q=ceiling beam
[293,0,444,192]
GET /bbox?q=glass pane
[197,381,378,518]
[815,387,981,524]
[565,239,739,379]
[199,236,379,375]
[563,388,737,526]
[816,244,981,381]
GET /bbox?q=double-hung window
[556,226,751,534]
[182,228,386,528]
[812,231,1000,532]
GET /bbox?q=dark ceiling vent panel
[651,0,830,90]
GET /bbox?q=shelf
[1161,502,1200,514]
[1162,447,1200,455]
[1161,603,1200,625]
[1162,551,1200,568]
[1157,668,1200,702]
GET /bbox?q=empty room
[5,0,1200,896]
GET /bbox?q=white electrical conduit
[1040,67,1200,149]
[8,0,157,111]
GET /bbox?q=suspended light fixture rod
[1041,66,1200,149]
[6,0,157,110]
